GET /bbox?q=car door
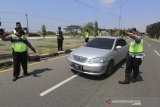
[113,39,124,65]
[120,39,128,59]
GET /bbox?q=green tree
[83,22,95,36]
[94,21,98,37]
[46,31,56,35]
[146,22,160,39]
[41,25,46,38]
[64,25,82,37]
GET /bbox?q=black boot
[23,72,30,76]
[12,77,18,82]
[119,74,130,84]
[131,73,138,83]
[131,78,136,83]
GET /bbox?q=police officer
[56,26,64,51]
[119,28,144,84]
[0,28,36,81]
[13,22,28,34]
[84,29,89,44]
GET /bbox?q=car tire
[105,60,114,76]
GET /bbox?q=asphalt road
[0,37,160,107]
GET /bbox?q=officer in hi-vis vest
[84,29,89,44]
[13,22,28,34]
[0,28,36,81]
[119,28,144,84]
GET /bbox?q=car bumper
[68,57,108,76]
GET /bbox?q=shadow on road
[19,68,52,79]
[71,59,126,81]
[135,74,144,82]
[30,68,52,77]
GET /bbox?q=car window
[116,39,126,47]
[85,38,115,49]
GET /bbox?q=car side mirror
[116,46,122,49]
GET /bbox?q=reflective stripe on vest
[129,38,143,55]
[11,34,27,52]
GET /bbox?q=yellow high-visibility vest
[11,34,27,52]
[129,38,143,55]
[84,32,89,39]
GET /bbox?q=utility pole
[25,14,29,33]
[118,6,122,36]
[119,6,122,30]
[0,18,2,26]
[118,0,128,37]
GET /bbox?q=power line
[87,0,97,4]
[1,18,74,29]
[0,10,24,15]
[73,0,119,17]
[0,10,83,24]
[28,14,82,23]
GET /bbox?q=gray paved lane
[0,55,75,107]
[42,38,160,107]
[145,37,160,54]
[0,38,160,107]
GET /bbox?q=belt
[129,54,144,60]
[134,56,143,58]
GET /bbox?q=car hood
[71,46,111,59]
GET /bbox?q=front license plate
[73,63,83,71]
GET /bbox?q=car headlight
[88,57,106,64]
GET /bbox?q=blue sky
[0,0,160,32]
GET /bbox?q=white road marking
[154,50,160,56]
[40,74,78,96]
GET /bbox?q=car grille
[73,55,87,63]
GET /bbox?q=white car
[68,36,129,76]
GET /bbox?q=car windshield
[85,38,115,49]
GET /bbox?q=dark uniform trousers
[57,39,63,51]
[125,54,142,81]
[12,51,28,77]
[85,38,89,43]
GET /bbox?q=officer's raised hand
[32,48,36,53]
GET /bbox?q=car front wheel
[105,60,114,76]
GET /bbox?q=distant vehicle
[68,36,129,76]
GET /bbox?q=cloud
[101,0,116,6]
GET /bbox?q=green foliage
[46,31,56,35]
[146,22,160,39]
[64,25,82,37]
[94,21,98,37]
[115,30,120,36]
[83,22,94,31]
[41,25,47,37]
[83,22,95,36]
[0,44,5,46]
